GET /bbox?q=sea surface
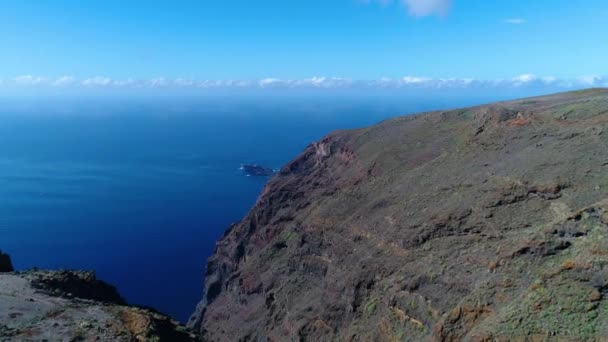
[0,92,529,321]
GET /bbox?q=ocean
[0,92,526,321]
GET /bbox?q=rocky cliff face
[190,89,608,341]
[0,259,197,341]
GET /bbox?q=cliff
[190,89,608,340]
[0,257,197,341]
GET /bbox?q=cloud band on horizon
[1,74,607,91]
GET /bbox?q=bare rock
[0,270,197,341]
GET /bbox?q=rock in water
[190,89,608,340]
[0,251,13,272]
[240,164,276,176]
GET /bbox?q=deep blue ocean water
[0,92,529,321]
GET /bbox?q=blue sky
[1,0,607,91]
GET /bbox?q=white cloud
[295,77,353,88]
[511,73,537,85]
[195,80,252,88]
[363,74,608,89]
[257,77,354,89]
[113,78,137,87]
[504,18,526,24]
[259,78,284,88]
[233,80,254,88]
[540,76,558,85]
[82,76,113,87]
[174,78,195,87]
[14,75,47,85]
[402,0,452,17]
[577,75,604,86]
[370,76,478,88]
[509,74,564,87]
[401,76,432,84]
[53,76,76,86]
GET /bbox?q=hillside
[189,89,608,341]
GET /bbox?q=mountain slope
[190,89,608,341]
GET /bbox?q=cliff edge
[0,256,197,341]
[190,89,608,341]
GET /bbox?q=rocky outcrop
[0,267,197,341]
[190,89,608,340]
[0,251,13,272]
[28,270,126,304]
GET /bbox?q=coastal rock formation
[0,252,13,272]
[190,89,608,340]
[0,268,197,341]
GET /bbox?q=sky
[0,0,607,93]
